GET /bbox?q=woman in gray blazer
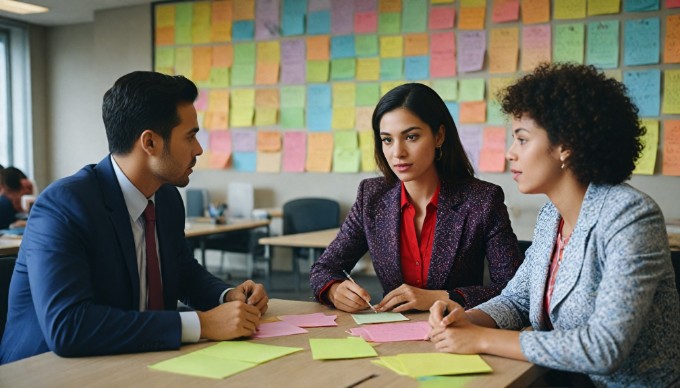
[428,63,680,387]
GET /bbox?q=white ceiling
[0,0,155,26]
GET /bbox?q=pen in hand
[342,270,379,313]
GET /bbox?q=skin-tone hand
[225,280,269,314]
[328,280,373,313]
[376,284,448,313]
[197,300,261,340]
[428,300,526,360]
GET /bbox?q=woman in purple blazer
[310,83,522,313]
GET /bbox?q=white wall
[41,4,680,245]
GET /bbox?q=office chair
[0,256,16,340]
[185,188,209,218]
[671,250,680,301]
[282,198,340,293]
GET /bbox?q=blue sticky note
[404,56,429,80]
[282,0,306,36]
[232,152,257,172]
[446,102,460,123]
[307,84,332,107]
[233,20,255,41]
[624,18,659,66]
[331,35,356,59]
[307,106,332,131]
[623,0,659,12]
[624,69,660,117]
[307,10,331,35]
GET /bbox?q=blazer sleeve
[310,180,370,301]
[517,195,671,375]
[25,186,182,358]
[454,185,522,307]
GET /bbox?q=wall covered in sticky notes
[153,0,680,176]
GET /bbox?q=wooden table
[184,219,271,270]
[0,299,545,387]
[0,237,21,256]
[258,228,339,291]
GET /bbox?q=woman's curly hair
[499,63,645,185]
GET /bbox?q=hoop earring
[435,147,443,161]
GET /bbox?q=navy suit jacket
[0,157,228,364]
[310,177,522,308]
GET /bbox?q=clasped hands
[197,280,268,341]
[428,299,486,354]
[329,281,448,313]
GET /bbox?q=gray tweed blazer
[476,183,680,387]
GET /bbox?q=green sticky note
[379,12,401,35]
[331,58,356,80]
[208,67,230,88]
[554,23,585,65]
[402,0,427,33]
[352,312,408,325]
[175,22,192,45]
[458,78,485,102]
[356,83,380,106]
[155,47,175,69]
[234,43,256,64]
[356,35,379,57]
[334,130,358,149]
[174,47,192,78]
[280,107,305,128]
[280,86,306,108]
[230,64,255,86]
[487,100,507,125]
[380,58,403,80]
[307,60,330,83]
[149,353,255,379]
[196,342,303,364]
[432,79,458,102]
[333,148,361,173]
[309,337,378,360]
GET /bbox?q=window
[0,19,31,173]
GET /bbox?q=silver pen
[342,270,378,313]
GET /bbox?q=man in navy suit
[0,71,268,364]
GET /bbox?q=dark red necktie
[144,200,164,310]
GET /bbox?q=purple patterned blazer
[310,177,522,308]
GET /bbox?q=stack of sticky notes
[309,337,378,360]
[351,312,409,325]
[372,353,492,378]
[149,341,303,379]
[348,321,431,342]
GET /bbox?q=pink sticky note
[194,89,209,111]
[348,321,431,343]
[283,131,306,172]
[354,11,377,33]
[251,321,309,339]
[279,313,338,327]
[429,6,455,30]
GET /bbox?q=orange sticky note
[211,0,232,42]
[255,62,280,85]
[663,120,680,176]
[664,14,680,64]
[156,4,176,28]
[306,133,334,172]
[256,89,280,108]
[212,45,233,68]
[208,90,230,113]
[256,151,281,173]
[307,36,330,61]
[192,47,212,81]
[204,111,229,130]
[489,27,519,74]
[458,7,485,30]
[257,131,282,152]
[479,126,507,172]
[404,33,429,56]
[155,26,175,46]
[522,0,550,24]
[459,101,487,123]
[379,0,402,12]
[233,0,254,20]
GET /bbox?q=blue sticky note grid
[405,56,429,80]
[233,21,255,41]
[307,106,332,131]
[446,102,460,123]
[623,69,660,117]
[232,152,257,172]
[331,35,356,59]
[307,10,331,35]
[283,0,307,36]
[307,84,332,107]
[624,18,659,66]
[623,0,659,12]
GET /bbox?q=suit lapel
[94,156,141,308]
[427,182,466,290]
[375,184,403,291]
[529,204,560,330]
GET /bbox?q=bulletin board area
[152,0,680,177]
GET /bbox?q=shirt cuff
[220,288,234,304]
[318,280,342,305]
[448,290,466,308]
[179,311,201,343]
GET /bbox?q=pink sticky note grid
[251,321,309,339]
[348,321,431,343]
[279,313,338,327]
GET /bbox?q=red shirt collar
[400,181,441,209]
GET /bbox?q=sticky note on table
[372,353,492,378]
[309,337,378,360]
[351,312,409,325]
[251,321,309,339]
[349,321,430,342]
[278,313,338,327]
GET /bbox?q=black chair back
[518,240,532,260]
[671,250,680,300]
[0,256,16,340]
[283,198,340,236]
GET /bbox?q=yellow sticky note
[306,133,333,172]
[309,337,377,360]
[255,107,277,126]
[332,83,356,108]
[554,0,586,20]
[489,27,519,74]
[231,89,255,107]
[208,90,230,113]
[356,58,380,81]
[380,36,403,58]
[587,0,620,16]
[257,41,281,63]
[663,69,680,114]
[332,107,356,130]
[307,60,329,83]
[230,108,254,127]
[634,119,658,175]
[374,353,492,378]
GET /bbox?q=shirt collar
[110,155,155,221]
[400,181,441,210]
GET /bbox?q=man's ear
[140,129,159,156]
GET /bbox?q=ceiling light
[0,0,49,15]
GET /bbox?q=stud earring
[560,156,565,169]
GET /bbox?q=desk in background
[0,299,544,387]
[0,237,21,256]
